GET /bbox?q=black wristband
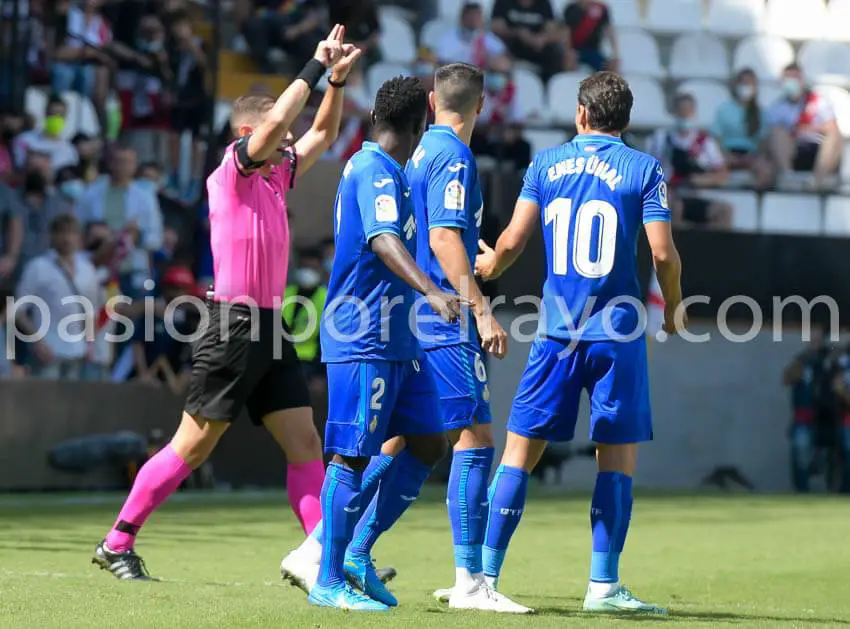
[327,76,347,88]
[296,58,326,90]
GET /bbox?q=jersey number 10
[545,198,618,278]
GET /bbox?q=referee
[92,25,361,580]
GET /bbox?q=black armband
[234,134,266,170]
[296,58,326,90]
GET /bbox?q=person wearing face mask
[56,166,88,207]
[282,248,328,377]
[71,133,103,183]
[712,68,774,189]
[438,3,512,72]
[12,95,79,172]
[648,93,731,229]
[767,63,843,189]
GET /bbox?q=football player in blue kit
[475,72,684,614]
[306,76,465,611]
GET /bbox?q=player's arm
[357,172,466,323]
[475,161,541,281]
[244,25,344,164]
[642,162,684,334]
[427,158,507,357]
[293,39,363,177]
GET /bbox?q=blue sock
[309,454,396,542]
[482,464,528,578]
[316,463,362,588]
[447,447,494,574]
[590,471,633,584]
[348,450,432,558]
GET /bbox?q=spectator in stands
[55,165,87,206]
[649,93,732,230]
[82,220,119,382]
[166,10,210,200]
[75,145,163,299]
[283,248,327,380]
[0,183,23,281]
[0,284,24,379]
[562,0,619,72]
[767,63,843,190]
[12,95,79,172]
[329,0,381,67]
[51,0,113,121]
[129,265,198,393]
[71,132,103,183]
[17,156,71,268]
[438,3,513,73]
[712,68,773,190]
[491,0,570,80]
[242,0,327,74]
[136,160,189,238]
[0,108,26,183]
[15,213,98,380]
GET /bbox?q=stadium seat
[60,91,82,139]
[825,0,850,42]
[378,13,417,64]
[824,196,850,236]
[366,62,411,99]
[616,29,664,78]
[608,0,643,29]
[24,87,47,130]
[677,80,731,128]
[705,0,766,37]
[546,72,584,124]
[760,193,822,235]
[644,0,703,35]
[697,189,759,232]
[513,67,548,122]
[764,0,828,41]
[76,95,101,137]
[798,42,850,89]
[626,76,672,129]
[733,35,795,82]
[420,19,452,52]
[842,141,850,186]
[668,33,730,81]
[523,129,569,156]
[814,85,850,138]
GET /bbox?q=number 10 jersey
[519,133,671,342]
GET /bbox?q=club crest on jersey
[659,182,668,209]
[375,194,398,222]
[403,215,416,240]
[444,180,465,210]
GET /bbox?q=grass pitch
[1,489,848,628]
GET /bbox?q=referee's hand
[426,290,470,324]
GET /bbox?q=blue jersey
[321,141,421,363]
[406,125,483,348]
[519,134,670,341]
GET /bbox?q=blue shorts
[508,336,652,444]
[426,343,492,431]
[324,357,442,457]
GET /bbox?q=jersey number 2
[545,198,618,278]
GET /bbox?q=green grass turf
[1,489,849,628]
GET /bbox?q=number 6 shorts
[324,356,443,457]
[425,342,493,431]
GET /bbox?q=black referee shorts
[184,302,311,425]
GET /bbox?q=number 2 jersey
[405,125,483,349]
[519,134,671,341]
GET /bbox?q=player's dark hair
[577,72,633,133]
[461,2,482,18]
[434,63,484,115]
[373,76,428,135]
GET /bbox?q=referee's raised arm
[243,24,347,165]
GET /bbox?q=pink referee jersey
[206,143,296,309]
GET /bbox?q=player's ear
[575,104,587,131]
[428,91,436,113]
[238,125,252,138]
[370,110,377,126]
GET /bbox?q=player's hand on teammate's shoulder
[476,309,508,359]
[474,239,499,282]
[426,290,471,324]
